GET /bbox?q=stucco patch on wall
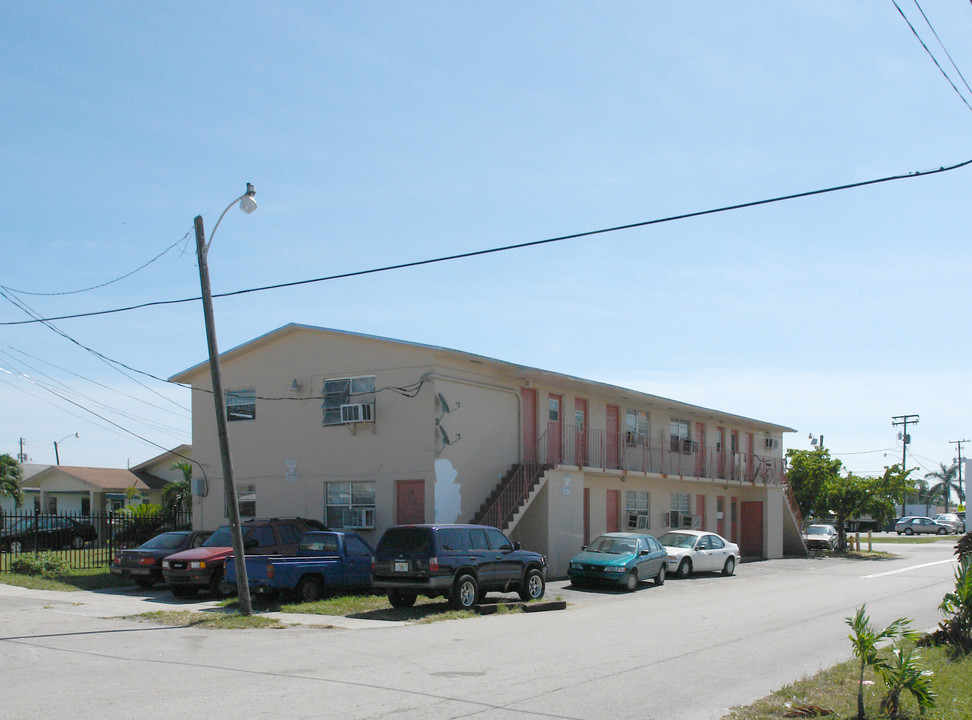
[434,458,462,523]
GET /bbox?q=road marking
[862,558,956,579]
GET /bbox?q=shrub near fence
[0,509,192,572]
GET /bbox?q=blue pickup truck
[224,530,374,602]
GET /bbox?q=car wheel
[722,557,736,576]
[387,590,417,608]
[654,563,666,586]
[208,567,230,598]
[450,574,479,610]
[677,559,692,578]
[904,528,914,535]
[937,528,948,535]
[518,568,546,602]
[70,535,85,549]
[623,570,639,592]
[135,578,155,589]
[296,576,324,603]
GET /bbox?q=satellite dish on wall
[438,392,460,415]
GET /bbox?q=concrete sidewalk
[0,582,400,629]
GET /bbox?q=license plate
[394,561,409,572]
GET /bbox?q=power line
[907,0,972,99]
[0,231,193,297]
[2,158,970,328]
[891,0,972,114]
[0,287,189,413]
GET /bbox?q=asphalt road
[0,540,961,720]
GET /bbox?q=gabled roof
[31,465,152,492]
[170,323,796,434]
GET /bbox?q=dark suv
[162,517,324,597]
[372,524,547,610]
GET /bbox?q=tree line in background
[787,448,966,550]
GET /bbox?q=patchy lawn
[723,643,972,720]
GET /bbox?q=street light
[193,183,257,616]
[54,433,79,465]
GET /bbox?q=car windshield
[140,533,189,550]
[4,519,33,533]
[807,526,830,535]
[202,526,235,547]
[587,535,638,554]
[658,532,696,548]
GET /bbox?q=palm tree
[162,460,192,519]
[924,462,961,513]
[0,453,24,508]
[846,604,913,720]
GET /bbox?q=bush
[10,551,71,577]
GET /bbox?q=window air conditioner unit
[680,514,694,528]
[682,439,697,454]
[345,507,375,529]
[340,403,374,423]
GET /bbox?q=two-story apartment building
[172,324,803,576]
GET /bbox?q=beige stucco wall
[186,328,522,543]
[179,325,795,568]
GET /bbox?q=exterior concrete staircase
[473,462,552,533]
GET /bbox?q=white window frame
[625,409,649,446]
[670,492,691,528]
[226,388,256,422]
[322,376,376,426]
[236,483,256,519]
[325,481,376,529]
[625,490,650,529]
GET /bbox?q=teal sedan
[568,532,667,591]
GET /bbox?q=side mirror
[581,545,588,551]
[513,541,521,551]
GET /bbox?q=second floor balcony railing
[536,422,784,486]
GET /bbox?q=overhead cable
[1,158,970,328]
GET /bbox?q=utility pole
[892,414,919,515]
[950,439,969,510]
[192,185,257,616]
[17,438,28,463]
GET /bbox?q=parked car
[371,524,547,610]
[224,530,373,601]
[110,530,212,588]
[162,517,324,597]
[0,515,97,553]
[894,516,951,535]
[933,513,965,534]
[804,524,839,551]
[568,532,667,590]
[657,530,740,578]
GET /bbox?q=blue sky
[2,2,970,482]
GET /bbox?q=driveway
[0,540,960,720]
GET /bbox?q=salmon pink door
[396,480,425,525]
[741,501,763,557]
[606,404,620,469]
[606,489,620,532]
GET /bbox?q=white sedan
[657,530,741,578]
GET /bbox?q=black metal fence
[0,509,193,572]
